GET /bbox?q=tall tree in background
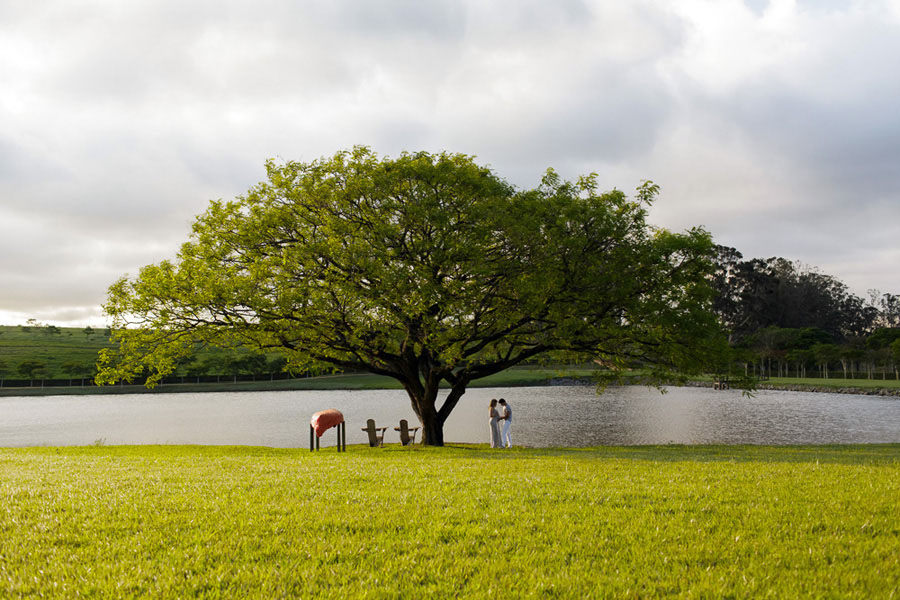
[710,245,746,341]
[712,247,876,342]
[869,291,900,328]
[98,148,722,445]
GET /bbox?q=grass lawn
[2,445,899,598]
[765,376,900,390]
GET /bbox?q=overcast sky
[2,0,899,326]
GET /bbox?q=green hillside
[0,324,274,382]
[0,325,114,380]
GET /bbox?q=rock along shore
[685,380,900,397]
[546,376,900,396]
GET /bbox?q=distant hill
[0,324,279,383]
[0,325,114,380]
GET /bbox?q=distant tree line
[712,246,900,380]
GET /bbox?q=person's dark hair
[490,398,497,407]
[498,398,507,405]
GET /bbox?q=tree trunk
[403,378,469,446]
[420,413,444,446]
[416,393,443,446]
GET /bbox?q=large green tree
[98,148,721,445]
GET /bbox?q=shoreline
[685,379,900,397]
[3,374,900,397]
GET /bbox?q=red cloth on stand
[310,409,344,438]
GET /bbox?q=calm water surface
[2,386,899,447]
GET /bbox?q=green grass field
[0,325,114,380]
[765,376,900,390]
[2,444,898,598]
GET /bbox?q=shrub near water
[1,445,899,598]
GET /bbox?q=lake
[1,385,899,448]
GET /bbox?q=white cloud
[666,0,806,93]
[0,0,898,325]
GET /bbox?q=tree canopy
[98,148,722,445]
[711,246,878,342]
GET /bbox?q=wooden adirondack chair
[393,419,420,446]
[361,419,387,447]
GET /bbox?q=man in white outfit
[498,398,512,448]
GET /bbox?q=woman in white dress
[489,399,501,448]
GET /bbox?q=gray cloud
[1,0,898,325]
[644,1,900,292]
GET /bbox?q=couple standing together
[489,398,512,448]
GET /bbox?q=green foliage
[1,445,898,597]
[60,361,95,378]
[727,324,900,381]
[16,359,48,379]
[866,327,900,349]
[810,343,842,363]
[99,147,723,444]
[268,356,288,374]
[226,353,268,375]
[744,326,833,351]
[712,247,878,341]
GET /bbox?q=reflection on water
[1,386,899,448]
